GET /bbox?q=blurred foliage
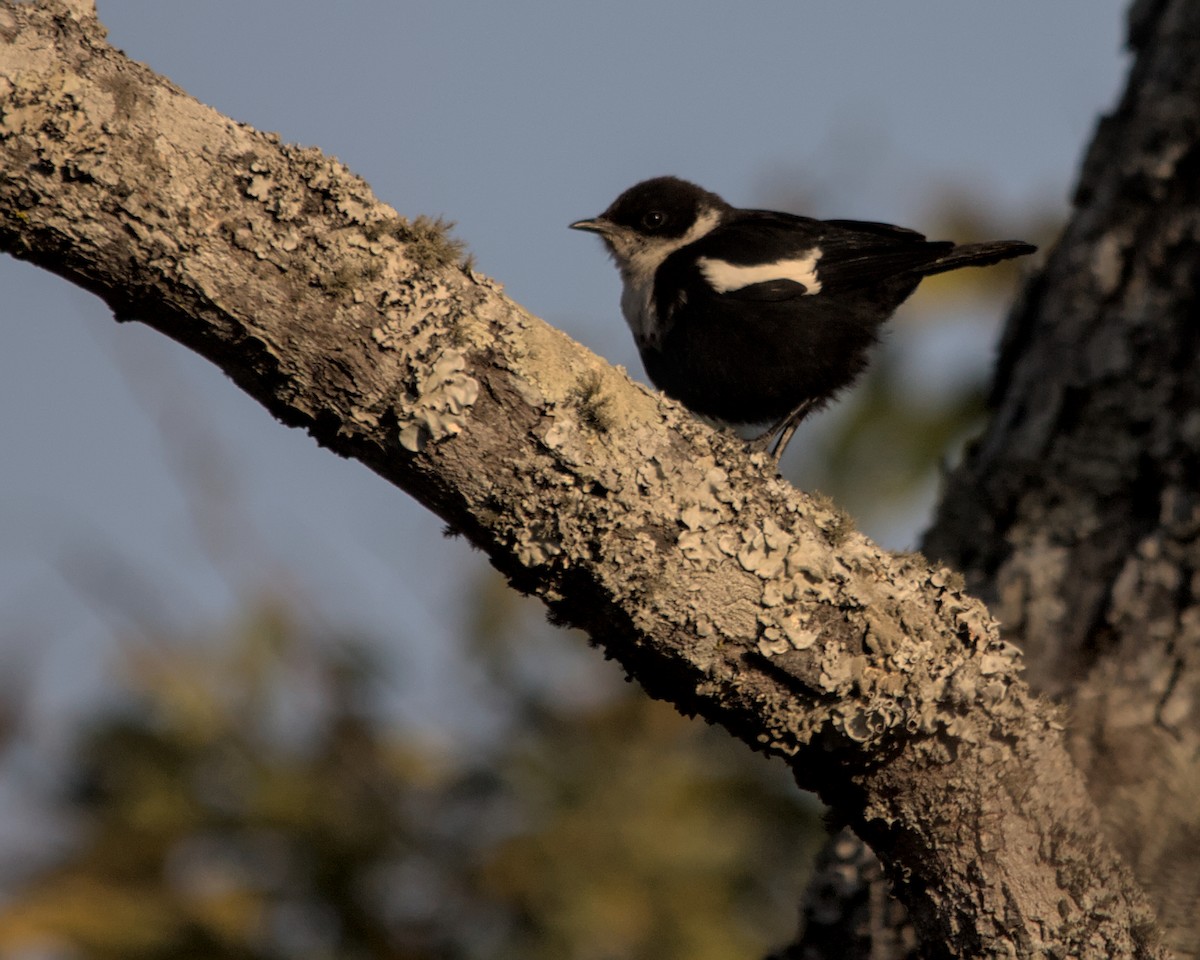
[0,593,821,960]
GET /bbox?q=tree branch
[0,3,1168,956]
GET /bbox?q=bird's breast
[619,270,661,349]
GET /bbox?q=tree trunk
[926,0,1200,955]
[0,1,1188,957]
[791,1,1200,956]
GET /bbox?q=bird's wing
[688,212,954,296]
[807,218,955,291]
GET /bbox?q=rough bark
[790,1,1200,957]
[925,0,1200,956]
[0,2,1173,958]
[772,827,918,960]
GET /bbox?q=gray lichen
[396,349,480,452]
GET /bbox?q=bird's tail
[924,240,1036,276]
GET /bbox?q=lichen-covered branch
[0,3,1169,957]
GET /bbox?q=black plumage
[572,177,1035,459]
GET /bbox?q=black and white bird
[571,176,1035,461]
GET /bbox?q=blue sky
[0,1,1129,745]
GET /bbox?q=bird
[570,176,1035,461]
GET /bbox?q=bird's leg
[745,398,817,462]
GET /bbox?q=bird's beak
[569,217,612,234]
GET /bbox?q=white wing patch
[697,248,823,295]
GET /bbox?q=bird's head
[570,176,729,277]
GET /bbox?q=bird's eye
[642,210,667,231]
